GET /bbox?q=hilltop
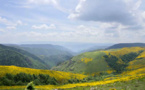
[107,43,145,49]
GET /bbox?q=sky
[0,0,145,44]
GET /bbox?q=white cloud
[32,24,56,30]
[0,23,145,43]
[0,16,24,30]
[68,0,145,32]
[69,0,144,26]
[0,16,11,25]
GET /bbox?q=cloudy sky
[0,0,145,44]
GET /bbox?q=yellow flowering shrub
[122,67,145,75]
[0,65,87,82]
[1,69,145,90]
[137,51,145,59]
[106,70,115,74]
[104,47,144,58]
[81,58,93,64]
[127,59,145,70]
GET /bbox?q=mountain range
[5,44,74,68]
[0,44,49,69]
[107,43,145,49]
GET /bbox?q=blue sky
[0,0,145,44]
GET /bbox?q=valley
[1,0,145,89]
[0,43,145,90]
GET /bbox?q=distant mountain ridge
[6,44,74,68]
[0,44,49,69]
[106,43,145,49]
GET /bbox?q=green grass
[85,51,110,74]
[53,51,111,74]
[65,77,145,90]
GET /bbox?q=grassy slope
[66,77,145,90]
[52,51,111,74]
[0,44,49,69]
[1,67,145,90]
[0,65,87,82]
[53,47,145,75]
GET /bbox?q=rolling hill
[52,47,145,75]
[107,43,145,49]
[6,44,74,68]
[0,44,49,69]
[0,65,87,82]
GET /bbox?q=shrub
[25,82,35,90]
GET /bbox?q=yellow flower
[109,88,116,90]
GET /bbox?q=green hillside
[52,47,145,75]
[0,44,49,69]
[52,50,111,74]
[6,44,73,68]
[66,76,145,90]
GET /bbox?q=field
[1,67,145,90]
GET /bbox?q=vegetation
[1,67,145,90]
[1,47,145,90]
[0,44,49,69]
[0,73,58,86]
[0,72,108,86]
[0,65,87,84]
[104,55,127,73]
[52,51,110,74]
[25,82,35,90]
[53,47,145,74]
[66,76,145,90]
[104,48,144,73]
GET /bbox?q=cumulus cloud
[32,24,56,30]
[0,16,11,25]
[68,0,143,26]
[0,16,24,30]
